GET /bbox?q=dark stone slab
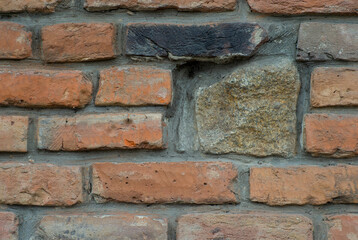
[125,22,268,62]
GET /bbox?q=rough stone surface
[305,114,358,157]
[0,0,61,13]
[38,113,165,151]
[0,22,32,59]
[0,163,83,206]
[85,0,236,12]
[0,69,92,108]
[31,213,168,240]
[196,59,300,157]
[297,22,358,61]
[96,66,172,106]
[250,165,358,206]
[326,215,358,240]
[92,162,237,204]
[42,23,116,63]
[177,213,313,240]
[247,0,358,15]
[0,116,28,152]
[0,212,18,240]
[311,67,358,107]
[125,23,268,62]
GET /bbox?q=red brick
[42,23,116,63]
[96,66,172,106]
[0,212,18,240]
[0,163,83,206]
[0,116,28,152]
[92,162,237,204]
[0,69,92,108]
[250,165,358,206]
[177,213,313,240]
[85,0,236,12]
[0,0,61,13]
[247,0,358,15]
[311,67,358,107]
[305,114,358,157]
[32,213,168,239]
[0,22,32,59]
[326,215,358,240]
[37,113,165,151]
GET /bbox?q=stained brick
[0,116,28,152]
[0,0,61,13]
[0,212,18,240]
[326,215,358,240]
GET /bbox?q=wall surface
[0,0,358,239]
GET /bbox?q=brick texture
[0,163,83,206]
[32,213,168,240]
[0,116,28,152]
[42,23,116,63]
[92,162,237,204]
[0,22,32,59]
[305,114,358,157]
[0,212,18,240]
[0,0,61,13]
[96,66,172,106]
[177,213,313,240]
[37,113,165,151]
[250,165,358,206]
[85,0,236,12]
[0,69,92,108]
[326,215,358,240]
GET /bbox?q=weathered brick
[0,22,32,59]
[311,67,358,107]
[125,22,267,62]
[92,162,237,204]
[38,113,165,151]
[250,165,358,206]
[297,22,358,61]
[177,213,313,240]
[42,23,116,63]
[96,66,172,106]
[0,163,83,206]
[85,0,236,12]
[0,212,18,240]
[247,0,358,15]
[0,69,92,108]
[326,215,358,240]
[0,0,61,13]
[31,213,168,240]
[0,116,28,152]
[305,114,358,157]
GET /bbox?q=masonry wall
[0,0,357,239]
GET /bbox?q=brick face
[326,215,358,240]
[177,213,313,240]
[32,214,168,240]
[92,162,237,204]
[0,163,83,206]
[37,113,165,151]
[96,66,172,106]
[0,212,18,240]
[250,165,358,206]
[0,116,28,152]
[0,0,61,13]
[42,23,116,63]
[0,22,32,59]
[0,69,92,108]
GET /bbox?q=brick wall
[0,0,357,239]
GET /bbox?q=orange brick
[42,23,116,63]
[37,113,165,151]
[305,114,358,157]
[326,215,358,240]
[0,116,28,152]
[0,22,32,59]
[0,163,83,206]
[0,69,92,108]
[250,165,358,206]
[0,0,61,13]
[92,162,237,204]
[96,66,172,106]
[0,212,18,240]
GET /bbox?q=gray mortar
[1,0,358,239]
